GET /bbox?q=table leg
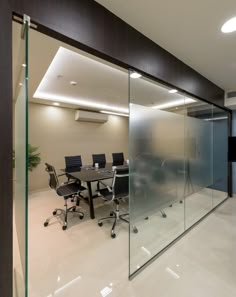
[87,181,95,219]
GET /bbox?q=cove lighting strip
[34,91,129,113]
[152,98,196,109]
[100,110,129,117]
[33,47,129,114]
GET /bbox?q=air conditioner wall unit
[75,110,108,123]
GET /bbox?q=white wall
[28,103,128,192]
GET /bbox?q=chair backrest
[112,152,124,166]
[113,168,129,197]
[45,163,59,190]
[65,155,82,170]
[92,154,106,167]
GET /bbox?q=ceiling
[12,21,207,114]
[96,0,236,91]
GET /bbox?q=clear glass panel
[129,73,185,275]
[185,101,213,229]
[13,20,29,297]
[212,107,228,206]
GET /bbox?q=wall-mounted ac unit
[75,110,108,123]
[225,91,236,110]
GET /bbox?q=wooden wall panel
[0,1,13,297]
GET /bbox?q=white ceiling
[12,22,205,113]
[96,0,236,91]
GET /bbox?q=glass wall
[129,72,229,276]
[13,20,29,297]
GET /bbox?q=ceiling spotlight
[130,72,142,79]
[22,63,26,67]
[169,89,178,94]
[221,16,236,33]
[53,102,60,106]
[19,83,23,86]
[70,81,78,86]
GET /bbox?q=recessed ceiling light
[100,110,129,117]
[53,102,60,106]
[19,83,23,86]
[130,72,142,79]
[221,17,236,33]
[169,89,178,93]
[22,63,26,67]
[70,81,78,86]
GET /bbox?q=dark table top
[64,162,128,182]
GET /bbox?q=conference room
[13,19,229,296]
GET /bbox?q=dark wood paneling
[0,1,13,297]
[12,0,225,106]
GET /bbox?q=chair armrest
[58,173,66,177]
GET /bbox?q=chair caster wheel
[179,200,183,204]
[62,225,67,231]
[52,211,57,215]
[44,222,48,227]
[162,213,167,218]
[98,222,103,227]
[110,212,114,216]
[145,217,149,220]
[79,214,84,220]
[111,233,116,238]
[169,204,173,207]
[133,227,138,234]
[72,207,76,212]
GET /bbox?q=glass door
[13,17,29,297]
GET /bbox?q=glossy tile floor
[28,190,236,297]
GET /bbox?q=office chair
[97,168,138,238]
[92,153,106,167]
[112,152,124,166]
[44,163,86,230]
[64,155,83,188]
[65,155,82,170]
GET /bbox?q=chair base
[44,203,84,231]
[98,209,138,238]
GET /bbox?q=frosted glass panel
[129,75,185,275]
[212,107,228,206]
[13,20,28,297]
[185,103,213,229]
[129,72,229,277]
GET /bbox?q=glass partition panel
[212,107,228,206]
[184,101,213,228]
[129,74,186,275]
[13,20,29,297]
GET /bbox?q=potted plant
[13,144,41,171]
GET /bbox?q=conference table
[64,162,128,219]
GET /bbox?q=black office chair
[64,155,83,184]
[44,163,86,230]
[97,168,138,238]
[65,155,82,170]
[112,152,124,166]
[92,154,106,167]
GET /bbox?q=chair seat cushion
[57,183,86,197]
[98,188,113,201]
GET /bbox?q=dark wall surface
[0,0,230,296]
[0,1,13,297]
